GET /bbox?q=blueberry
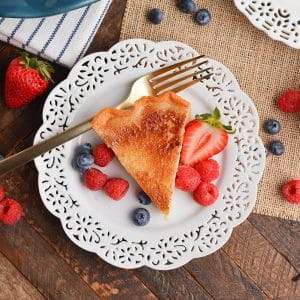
[132,208,150,226]
[76,153,94,171]
[138,191,152,205]
[178,0,197,14]
[79,143,92,154]
[269,140,284,156]
[264,119,281,135]
[72,158,86,173]
[195,9,211,25]
[0,155,4,161]
[149,8,164,25]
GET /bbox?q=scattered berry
[138,191,152,205]
[104,178,129,200]
[5,52,54,109]
[148,8,165,25]
[93,144,114,167]
[79,143,92,154]
[181,108,234,166]
[278,90,300,113]
[264,119,281,135]
[178,0,196,14]
[193,182,219,206]
[282,180,300,204]
[0,185,5,201]
[76,153,94,171]
[175,165,201,192]
[132,208,150,226]
[0,198,23,225]
[83,168,108,191]
[269,140,284,156]
[195,9,211,25]
[194,159,220,182]
[0,155,4,160]
[72,157,85,173]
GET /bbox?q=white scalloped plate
[234,0,300,49]
[34,39,265,270]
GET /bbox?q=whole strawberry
[5,52,54,109]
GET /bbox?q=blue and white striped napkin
[0,0,111,67]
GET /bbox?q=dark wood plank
[248,214,300,271]
[1,166,157,300]
[0,251,45,300]
[134,268,212,299]
[0,219,100,300]
[184,250,266,299]
[223,220,300,299]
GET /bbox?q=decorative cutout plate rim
[234,0,300,49]
[34,39,265,270]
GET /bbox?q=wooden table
[0,1,299,299]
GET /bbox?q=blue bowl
[0,0,101,18]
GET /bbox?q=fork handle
[0,119,92,177]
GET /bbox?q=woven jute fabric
[120,0,300,221]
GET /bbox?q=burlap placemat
[120,0,300,221]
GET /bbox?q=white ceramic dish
[234,0,300,49]
[34,39,265,270]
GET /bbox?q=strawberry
[278,90,300,113]
[5,52,54,109]
[181,108,235,166]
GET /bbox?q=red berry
[181,119,228,166]
[0,185,5,201]
[93,144,114,167]
[103,178,129,200]
[282,180,300,204]
[5,53,54,109]
[194,159,220,182]
[0,198,23,225]
[193,182,219,206]
[83,168,108,191]
[175,165,201,192]
[278,90,300,113]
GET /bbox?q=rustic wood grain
[223,220,300,299]
[248,214,300,271]
[0,252,45,300]
[0,219,100,300]
[184,249,266,299]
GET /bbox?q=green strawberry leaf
[19,51,54,82]
[195,106,236,134]
[213,107,221,120]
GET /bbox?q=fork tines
[149,55,213,94]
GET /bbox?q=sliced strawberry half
[181,108,235,166]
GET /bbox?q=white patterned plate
[234,0,300,49]
[34,39,265,270]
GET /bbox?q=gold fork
[0,55,212,176]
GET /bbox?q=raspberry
[83,168,108,191]
[278,90,300,113]
[282,180,300,204]
[194,159,220,182]
[0,185,5,201]
[93,144,114,167]
[0,198,23,225]
[104,178,129,200]
[193,182,219,206]
[175,165,201,192]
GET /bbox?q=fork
[0,55,212,176]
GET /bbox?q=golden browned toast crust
[92,92,191,214]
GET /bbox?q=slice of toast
[92,92,191,214]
